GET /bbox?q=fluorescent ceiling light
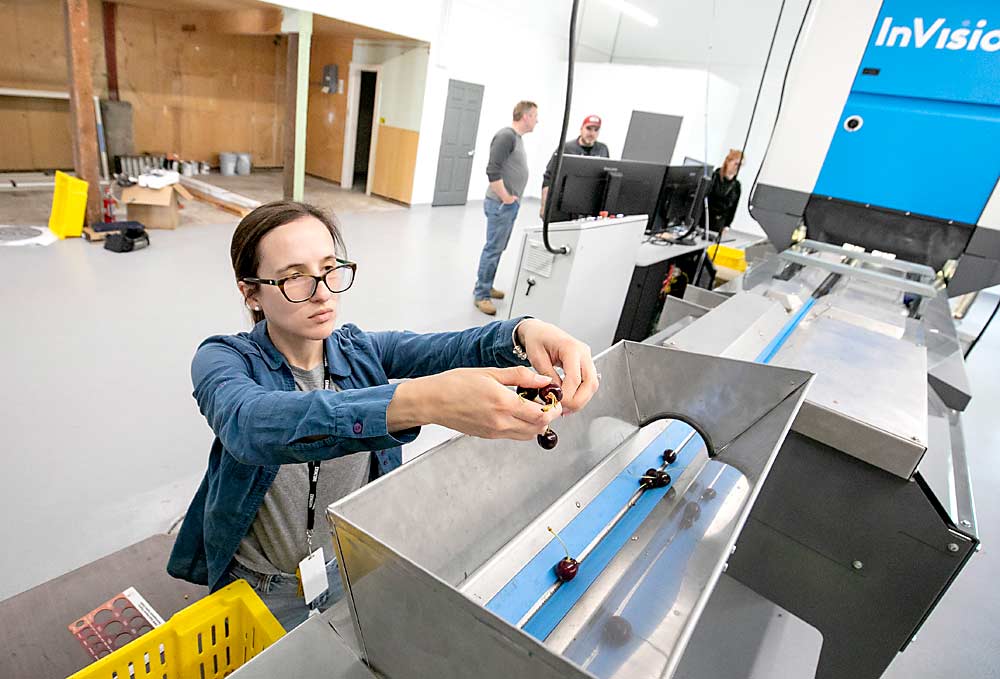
[601,0,659,27]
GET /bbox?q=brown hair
[231,200,346,324]
[513,100,537,121]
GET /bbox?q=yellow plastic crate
[707,244,747,272]
[67,580,285,679]
[48,171,89,239]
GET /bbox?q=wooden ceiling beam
[204,8,283,35]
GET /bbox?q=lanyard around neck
[306,348,330,550]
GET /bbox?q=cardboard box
[121,184,192,230]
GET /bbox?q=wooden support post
[282,33,298,200]
[64,0,102,226]
[281,9,312,201]
[101,1,119,101]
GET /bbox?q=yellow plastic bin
[706,244,747,272]
[67,580,285,679]
[48,171,89,239]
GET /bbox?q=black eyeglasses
[242,259,357,303]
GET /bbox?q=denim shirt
[168,317,529,591]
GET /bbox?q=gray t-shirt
[235,363,372,575]
[485,127,529,201]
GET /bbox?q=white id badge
[298,548,328,605]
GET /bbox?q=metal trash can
[236,152,252,176]
[219,152,238,176]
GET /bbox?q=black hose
[674,179,710,243]
[699,208,727,288]
[811,272,841,299]
[747,0,814,213]
[694,0,790,288]
[964,294,1000,359]
[540,0,580,256]
[736,0,788,181]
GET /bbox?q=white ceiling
[578,0,789,69]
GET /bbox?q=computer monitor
[649,165,713,234]
[546,155,668,230]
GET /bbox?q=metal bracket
[779,249,938,297]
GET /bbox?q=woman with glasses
[168,200,599,630]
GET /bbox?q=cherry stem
[547,526,571,559]
[541,393,559,412]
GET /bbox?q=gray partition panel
[622,111,683,164]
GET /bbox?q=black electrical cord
[695,0,792,288]
[735,0,789,182]
[540,0,580,256]
[963,294,1000,359]
[747,0,814,214]
[674,177,712,243]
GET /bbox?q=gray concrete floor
[0,196,520,603]
[0,189,997,676]
[0,169,400,228]
[197,170,406,218]
[882,289,1000,678]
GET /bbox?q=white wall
[267,0,442,42]
[708,0,812,235]
[352,41,430,132]
[280,0,812,233]
[408,0,745,207]
[570,64,738,169]
[571,0,812,236]
[379,45,430,132]
[352,40,413,65]
[411,0,574,204]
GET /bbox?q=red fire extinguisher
[102,186,117,223]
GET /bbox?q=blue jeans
[220,558,345,632]
[474,197,520,300]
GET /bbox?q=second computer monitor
[547,155,668,229]
[651,164,714,234]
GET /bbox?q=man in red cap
[540,114,610,216]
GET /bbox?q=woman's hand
[515,319,598,415]
[388,367,561,440]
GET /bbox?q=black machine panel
[804,195,976,271]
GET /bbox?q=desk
[615,230,765,343]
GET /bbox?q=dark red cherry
[681,500,702,527]
[517,387,539,401]
[555,557,579,582]
[537,428,558,449]
[641,468,671,488]
[539,384,563,403]
[663,448,677,465]
[602,615,632,647]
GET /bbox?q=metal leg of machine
[728,431,977,679]
[652,232,981,677]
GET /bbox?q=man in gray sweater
[474,100,537,315]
